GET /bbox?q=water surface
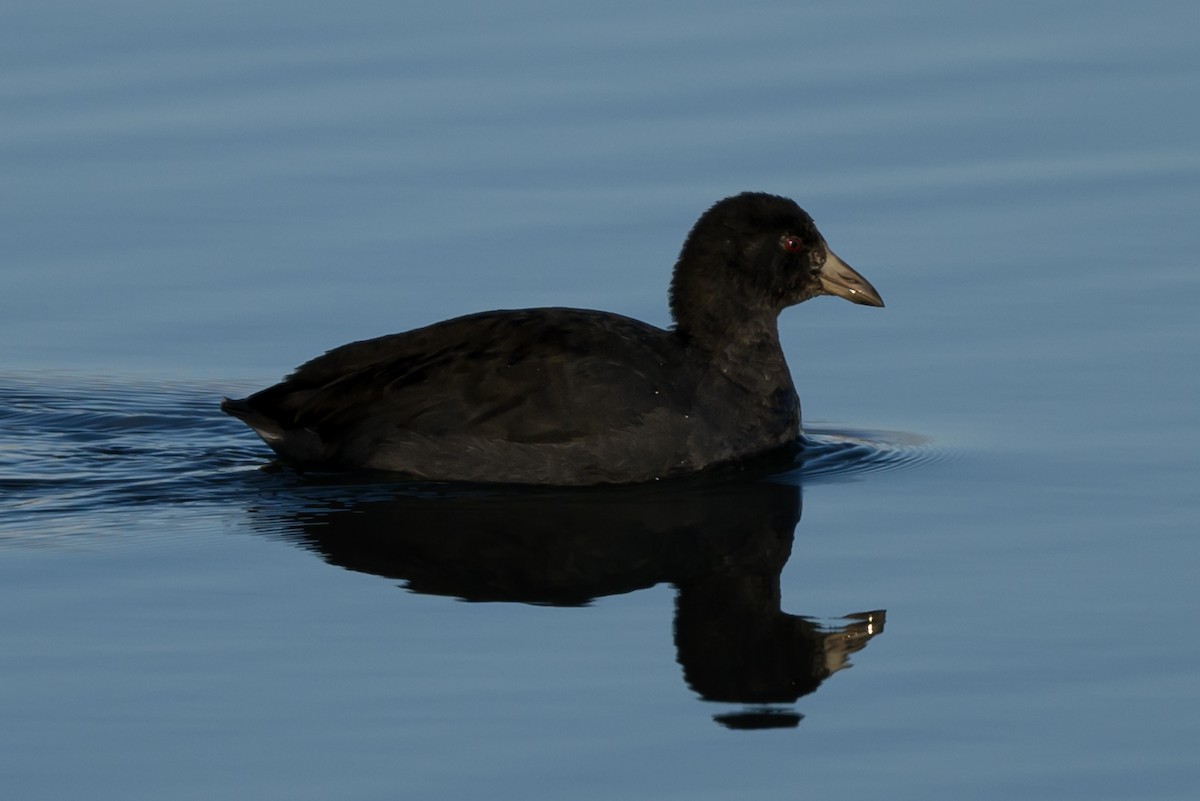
[3,1,1199,799]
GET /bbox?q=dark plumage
[222,192,884,484]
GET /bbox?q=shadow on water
[1,375,936,727]
[257,474,885,729]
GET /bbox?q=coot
[222,192,884,484]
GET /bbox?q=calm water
[3,1,1199,799]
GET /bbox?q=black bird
[221,192,884,484]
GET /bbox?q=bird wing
[242,308,692,446]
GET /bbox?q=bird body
[222,192,883,484]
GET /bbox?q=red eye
[781,235,803,253]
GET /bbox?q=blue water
[3,1,1199,799]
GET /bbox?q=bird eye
[780,235,804,253]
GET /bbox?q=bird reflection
[254,459,885,729]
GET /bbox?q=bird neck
[676,314,795,396]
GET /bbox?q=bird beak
[818,249,885,307]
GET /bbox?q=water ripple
[795,426,949,482]
[1,374,260,540]
[0,374,942,544]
